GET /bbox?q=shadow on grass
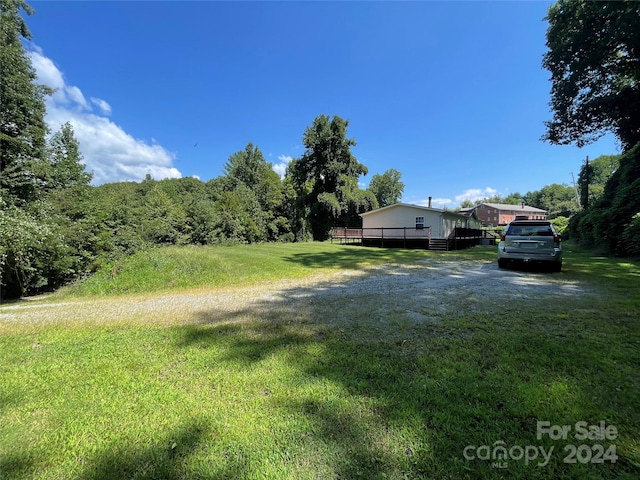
[283,243,435,269]
[0,453,37,480]
[172,262,640,479]
[282,244,497,270]
[77,420,245,480]
[1,421,222,480]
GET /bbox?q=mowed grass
[54,242,442,298]
[1,242,639,479]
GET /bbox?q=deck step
[429,239,451,251]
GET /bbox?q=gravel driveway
[0,258,591,329]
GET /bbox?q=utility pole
[571,172,580,209]
[582,156,590,210]
[572,155,590,210]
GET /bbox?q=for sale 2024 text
[537,420,618,465]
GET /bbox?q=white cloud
[28,46,181,185]
[65,85,89,109]
[455,187,498,204]
[28,48,64,89]
[273,154,293,178]
[90,97,112,116]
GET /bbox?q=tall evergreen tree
[46,122,92,190]
[224,142,283,213]
[223,143,286,241]
[0,0,49,204]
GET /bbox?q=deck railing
[330,226,432,241]
[448,227,484,239]
[330,226,485,250]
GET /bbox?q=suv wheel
[498,259,508,269]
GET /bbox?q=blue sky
[26,0,619,208]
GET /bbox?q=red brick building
[461,203,547,227]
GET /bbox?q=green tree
[476,194,503,205]
[550,215,570,237]
[502,193,526,206]
[291,114,370,239]
[91,181,148,260]
[524,183,578,219]
[45,122,93,189]
[0,205,74,299]
[224,143,286,240]
[141,185,188,245]
[217,142,289,241]
[185,199,217,245]
[224,143,278,202]
[281,168,310,242]
[544,1,640,256]
[577,154,620,208]
[33,123,95,283]
[569,144,640,255]
[337,175,378,227]
[0,0,50,203]
[211,185,266,243]
[543,0,640,150]
[368,168,404,207]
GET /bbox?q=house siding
[361,204,479,239]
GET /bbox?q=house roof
[359,202,468,218]
[476,202,547,213]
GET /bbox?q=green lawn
[53,242,442,298]
[1,242,639,479]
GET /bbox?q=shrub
[567,142,640,256]
[0,207,70,299]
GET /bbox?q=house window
[416,216,424,229]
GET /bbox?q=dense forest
[1,0,639,299]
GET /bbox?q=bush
[550,216,569,237]
[567,142,640,256]
[621,213,640,258]
[0,207,71,299]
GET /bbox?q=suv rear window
[506,225,554,236]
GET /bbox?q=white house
[359,203,482,239]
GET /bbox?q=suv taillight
[554,234,560,243]
[500,234,505,241]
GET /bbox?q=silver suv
[497,220,562,271]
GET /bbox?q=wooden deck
[330,227,485,251]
